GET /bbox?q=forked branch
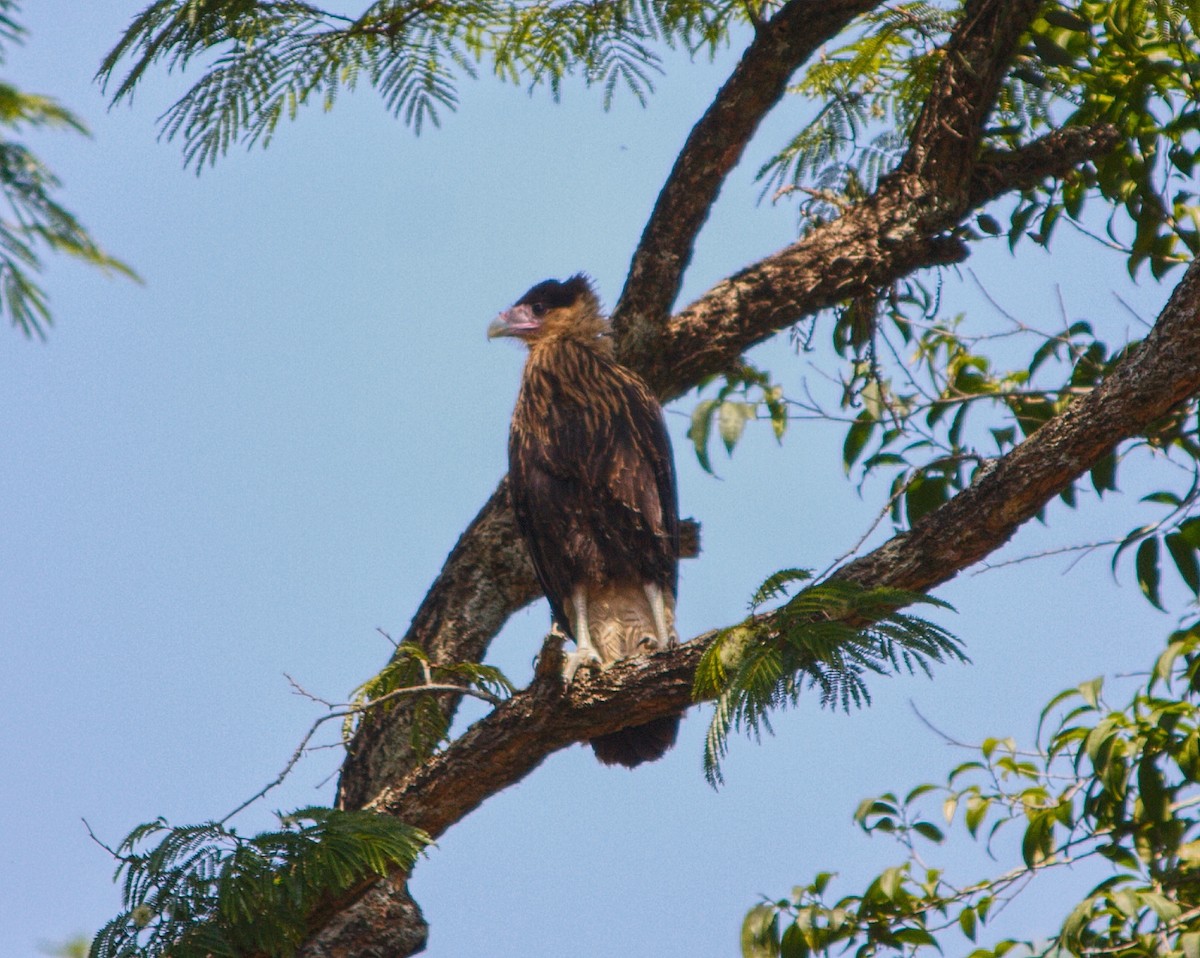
[613,0,884,344]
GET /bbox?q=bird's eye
[531,303,547,318]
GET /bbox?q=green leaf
[1020,811,1053,867]
[1078,676,1104,708]
[1141,891,1182,922]
[1043,9,1091,31]
[779,923,809,958]
[1136,537,1165,611]
[1137,753,1168,821]
[1090,452,1118,495]
[959,907,978,942]
[965,795,991,837]
[719,401,751,454]
[905,474,949,524]
[688,399,718,475]
[878,865,904,900]
[904,783,936,803]
[912,821,944,843]
[1032,30,1077,68]
[742,904,780,958]
[1180,517,1200,549]
[843,415,875,473]
[1166,532,1200,596]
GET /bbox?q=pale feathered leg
[642,582,676,650]
[563,583,603,682]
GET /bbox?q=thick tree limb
[309,254,1200,958]
[968,124,1121,207]
[613,0,883,344]
[621,0,1043,395]
[896,0,1040,195]
[626,126,1119,400]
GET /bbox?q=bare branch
[612,0,883,344]
[224,673,505,825]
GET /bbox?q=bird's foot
[562,646,603,683]
[636,634,664,653]
[636,630,678,653]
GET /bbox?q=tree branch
[612,0,883,345]
[621,0,1044,395]
[308,251,1200,958]
[968,124,1122,207]
[626,123,1120,400]
[896,0,1041,196]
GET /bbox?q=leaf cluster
[100,0,745,170]
[694,570,964,786]
[687,362,788,474]
[763,1,1200,282]
[759,2,954,210]
[739,627,1200,958]
[0,1,136,338]
[91,807,429,958]
[836,289,1200,613]
[838,304,1136,526]
[343,640,514,761]
[689,273,1200,615]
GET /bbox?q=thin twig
[219,676,505,825]
[971,539,1119,575]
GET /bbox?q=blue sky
[0,3,1187,956]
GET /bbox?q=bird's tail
[583,582,680,767]
[585,582,677,661]
[591,715,680,767]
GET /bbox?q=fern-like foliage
[0,1,137,337]
[100,0,742,170]
[695,572,964,786]
[763,0,1200,280]
[90,807,429,958]
[758,2,954,214]
[344,641,514,761]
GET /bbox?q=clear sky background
[0,3,1188,956]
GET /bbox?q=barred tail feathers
[583,581,680,768]
[585,582,677,661]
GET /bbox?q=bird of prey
[488,274,681,767]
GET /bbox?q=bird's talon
[562,648,603,683]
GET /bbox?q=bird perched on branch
[488,275,681,767]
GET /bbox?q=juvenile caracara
[489,275,681,767]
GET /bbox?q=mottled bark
[628,123,1120,401]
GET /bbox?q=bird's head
[487,274,606,344]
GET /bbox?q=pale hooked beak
[487,304,540,340]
